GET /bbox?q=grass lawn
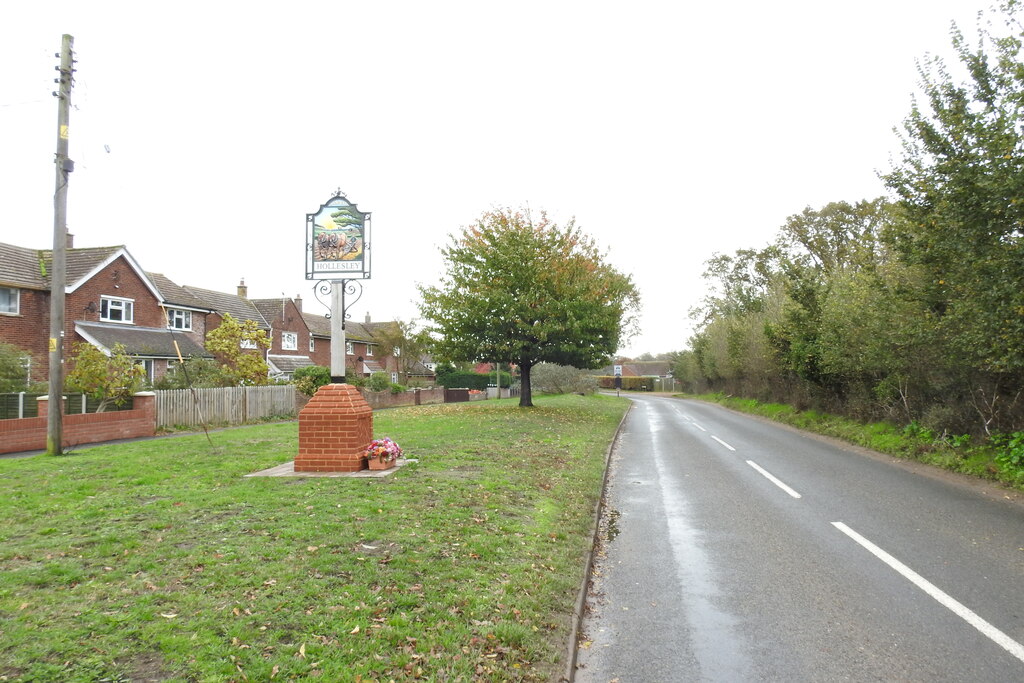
[0,393,627,682]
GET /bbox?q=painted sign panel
[306,194,371,280]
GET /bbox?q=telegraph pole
[47,34,74,455]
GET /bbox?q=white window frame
[365,344,374,357]
[0,287,19,315]
[100,296,134,323]
[309,337,315,352]
[166,308,192,331]
[346,341,354,354]
[281,331,298,351]
[135,359,154,383]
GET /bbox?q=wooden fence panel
[155,386,297,428]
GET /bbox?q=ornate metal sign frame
[305,192,371,281]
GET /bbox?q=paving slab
[245,458,418,478]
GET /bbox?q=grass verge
[0,393,627,682]
[680,393,1023,489]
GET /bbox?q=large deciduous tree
[418,208,640,407]
[883,3,1024,375]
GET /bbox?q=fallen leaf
[160,613,178,619]
[350,625,360,634]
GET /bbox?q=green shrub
[436,371,495,390]
[993,431,1024,472]
[367,372,391,392]
[293,365,331,396]
[595,376,654,391]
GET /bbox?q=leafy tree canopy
[66,342,146,412]
[0,342,30,392]
[883,1,1024,373]
[418,207,640,406]
[204,313,271,386]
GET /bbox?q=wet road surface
[575,394,1024,682]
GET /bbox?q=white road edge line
[711,435,735,451]
[692,423,707,432]
[832,521,1024,664]
[746,460,801,499]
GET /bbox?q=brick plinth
[295,384,373,472]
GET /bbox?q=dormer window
[100,296,134,323]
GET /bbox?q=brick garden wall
[0,393,156,455]
[359,387,445,410]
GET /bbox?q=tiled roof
[183,286,269,328]
[345,321,375,343]
[406,359,436,376]
[75,321,211,359]
[147,273,214,311]
[251,299,289,325]
[301,312,376,342]
[267,354,315,374]
[62,246,124,286]
[362,360,386,374]
[0,242,47,289]
[1,242,159,298]
[302,311,331,337]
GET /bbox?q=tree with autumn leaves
[418,208,640,407]
[204,313,272,386]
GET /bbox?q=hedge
[595,376,655,391]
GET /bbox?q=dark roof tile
[75,321,211,359]
[183,286,269,328]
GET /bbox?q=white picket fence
[154,386,298,428]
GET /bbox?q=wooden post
[47,34,74,456]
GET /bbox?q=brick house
[251,295,316,381]
[301,311,402,381]
[0,242,52,384]
[0,238,211,384]
[0,237,409,386]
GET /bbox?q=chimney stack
[237,278,248,298]
[365,312,371,324]
[66,232,74,249]
[294,294,302,313]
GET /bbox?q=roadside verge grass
[680,393,1022,488]
[0,393,627,682]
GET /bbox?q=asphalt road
[575,394,1024,682]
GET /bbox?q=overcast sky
[0,1,998,356]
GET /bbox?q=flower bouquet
[366,437,402,470]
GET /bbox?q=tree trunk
[519,361,533,407]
